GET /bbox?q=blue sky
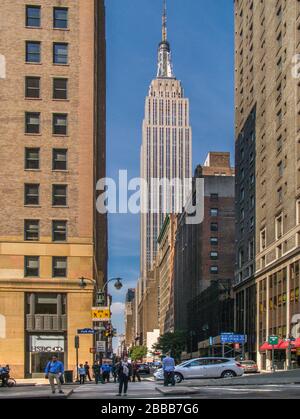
[105,0,235,345]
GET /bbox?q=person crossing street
[45,356,64,395]
[162,353,176,387]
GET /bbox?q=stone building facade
[0,0,107,378]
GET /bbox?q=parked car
[239,360,259,374]
[153,357,244,383]
[138,363,151,375]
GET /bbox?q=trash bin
[64,370,73,383]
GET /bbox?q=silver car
[154,357,244,383]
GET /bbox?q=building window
[297,200,300,225]
[25,184,39,206]
[210,237,218,246]
[211,223,218,232]
[25,256,39,277]
[26,5,41,27]
[25,148,40,170]
[26,41,41,63]
[210,208,219,217]
[210,193,219,201]
[53,43,68,65]
[277,187,283,204]
[275,214,283,240]
[210,266,219,274]
[210,251,218,260]
[25,76,40,98]
[53,149,67,171]
[52,221,67,242]
[249,240,254,260]
[239,249,244,269]
[24,220,39,241]
[53,257,67,278]
[53,78,68,99]
[53,7,68,29]
[260,229,266,251]
[25,112,40,134]
[53,114,67,135]
[52,185,67,207]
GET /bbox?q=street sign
[96,341,106,353]
[268,336,279,346]
[77,328,96,335]
[221,333,247,344]
[91,307,111,322]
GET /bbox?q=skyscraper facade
[0,0,107,378]
[140,1,192,278]
[234,0,300,368]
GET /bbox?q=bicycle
[1,375,16,387]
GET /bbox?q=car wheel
[221,370,236,379]
[174,373,183,384]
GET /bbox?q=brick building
[174,153,235,352]
[0,0,107,378]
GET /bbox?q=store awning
[260,339,300,352]
[279,338,300,350]
[259,340,283,351]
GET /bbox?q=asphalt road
[69,381,300,399]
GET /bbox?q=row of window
[26,6,68,29]
[25,184,67,207]
[25,148,67,171]
[25,256,67,278]
[26,41,69,65]
[25,220,67,242]
[25,112,68,135]
[26,77,68,100]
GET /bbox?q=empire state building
[140,1,192,277]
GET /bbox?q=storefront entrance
[27,335,66,378]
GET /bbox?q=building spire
[157,0,175,79]
[162,0,167,42]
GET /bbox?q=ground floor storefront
[256,255,300,371]
[0,279,95,378]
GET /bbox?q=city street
[2,373,300,399]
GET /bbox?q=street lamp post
[79,276,123,361]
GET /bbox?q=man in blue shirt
[162,353,176,387]
[45,356,64,394]
[101,363,111,383]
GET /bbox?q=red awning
[260,339,300,351]
[259,340,284,351]
[279,338,300,349]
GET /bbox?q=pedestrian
[112,362,118,383]
[45,355,65,395]
[78,364,86,385]
[92,360,103,385]
[162,352,176,387]
[101,362,111,383]
[132,361,141,382]
[0,365,9,387]
[116,356,132,397]
[84,361,92,381]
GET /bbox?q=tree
[130,345,148,361]
[152,331,186,363]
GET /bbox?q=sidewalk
[0,386,74,399]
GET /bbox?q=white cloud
[111,302,125,316]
